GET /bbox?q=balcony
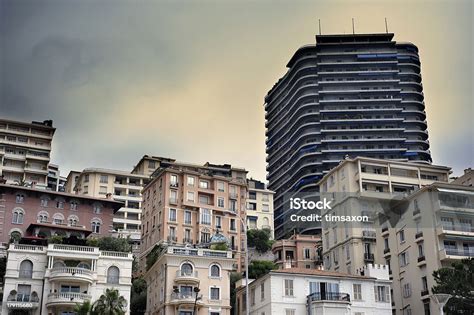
[383,248,390,255]
[443,248,474,259]
[438,224,474,237]
[362,230,376,239]
[46,292,91,306]
[307,292,351,303]
[415,231,424,240]
[169,292,203,306]
[421,290,429,297]
[167,236,178,243]
[49,267,94,283]
[364,253,375,263]
[170,182,179,188]
[175,270,200,284]
[6,294,40,310]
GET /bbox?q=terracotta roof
[271,268,374,280]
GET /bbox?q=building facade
[451,168,473,187]
[246,179,274,238]
[236,266,392,315]
[265,33,432,239]
[0,184,121,244]
[1,242,133,315]
[67,168,149,253]
[145,245,234,315]
[47,164,66,192]
[271,234,322,270]
[0,119,55,189]
[131,155,168,177]
[139,158,248,273]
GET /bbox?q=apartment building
[1,242,132,315]
[0,184,121,244]
[265,33,432,239]
[132,155,169,177]
[47,163,66,192]
[139,158,248,273]
[246,179,275,238]
[272,234,322,270]
[375,182,474,315]
[0,119,55,189]
[145,244,234,315]
[236,265,392,315]
[451,168,473,187]
[67,168,149,252]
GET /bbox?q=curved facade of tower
[265,33,432,239]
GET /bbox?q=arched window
[37,211,49,223]
[16,193,25,204]
[263,217,269,226]
[53,261,66,268]
[19,260,33,279]
[52,213,64,225]
[210,264,220,277]
[180,263,193,276]
[91,218,102,234]
[68,215,79,227]
[12,208,24,224]
[77,262,90,270]
[10,230,22,243]
[107,266,120,284]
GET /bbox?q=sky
[0,0,473,180]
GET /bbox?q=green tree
[230,272,243,315]
[146,244,164,271]
[130,277,147,315]
[92,288,127,315]
[89,237,131,253]
[247,229,273,253]
[432,258,474,314]
[73,300,94,315]
[248,260,277,279]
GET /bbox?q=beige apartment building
[145,244,234,315]
[246,179,274,238]
[66,168,149,252]
[317,157,463,315]
[139,158,248,273]
[451,167,473,187]
[132,155,169,177]
[271,234,322,270]
[0,119,55,188]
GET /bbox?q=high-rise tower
[265,33,432,239]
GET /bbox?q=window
[201,231,210,243]
[384,237,389,250]
[184,211,192,224]
[218,197,225,208]
[107,266,120,284]
[215,216,222,229]
[169,208,177,222]
[422,276,428,291]
[199,195,210,205]
[217,181,225,192]
[84,174,89,182]
[418,243,425,257]
[201,209,211,225]
[37,211,48,223]
[187,191,195,202]
[424,302,431,315]
[210,287,220,300]
[91,219,101,233]
[93,203,102,214]
[16,193,25,203]
[399,230,406,243]
[181,263,193,275]
[230,199,237,212]
[68,215,79,226]
[70,201,78,210]
[170,190,178,203]
[53,213,64,225]
[40,197,49,207]
[184,229,191,242]
[400,251,409,267]
[262,204,269,212]
[99,186,107,195]
[100,175,108,183]
[230,219,236,231]
[374,285,390,302]
[187,176,195,186]
[210,264,220,277]
[262,193,269,202]
[304,248,311,259]
[251,287,255,305]
[61,285,80,293]
[19,260,33,278]
[284,279,294,296]
[199,180,209,189]
[346,245,350,259]
[148,161,156,169]
[12,208,24,224]
[260,282,265,301]
[170,174,178,186]
[17,284,32,302]
[353,284,362,300]
[403,283,412,298]
[56,198,65,209]
[285,310,295,315]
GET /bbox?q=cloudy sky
[1,0,472,180]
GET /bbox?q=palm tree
[74,300,93,315]
[92,288,127,315]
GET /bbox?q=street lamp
[431,293,452,315]
[238,216,250,315]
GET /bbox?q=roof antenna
[352,18,355,35]
[318,19,322,35]
[385,17,389,33]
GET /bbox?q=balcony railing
[421,290,429,297]
[307,292,351,303]
[362,230,376,238]
[445,249,474,257]
[417,256,426,263]
[47,292,91,305]
[167,236,178,242]
[364,253,375,262]
[176,270,199,278]
[383,248,390,254]
[51,267,92,277]
[415,231,423,239]
[441,224,474,233]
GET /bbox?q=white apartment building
[67,168,149,252]
[0,119,55,188]
[47,164,66,192]
[236,265,392,315]
[145,244,235,315]
[1,243,133,315]
[246,179,275,238]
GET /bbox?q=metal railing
[307,292,351,302]
[445,249,474,257]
